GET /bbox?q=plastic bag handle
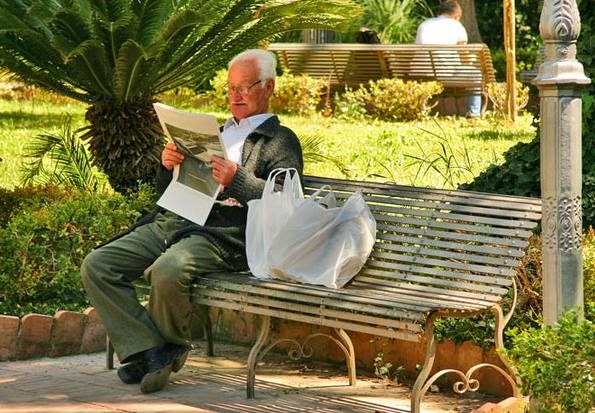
[263,168,301,198]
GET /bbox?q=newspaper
[153,103,227,225]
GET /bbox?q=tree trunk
[80,100,165,193]
[460,0,482,43]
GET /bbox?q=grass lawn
[0,93,536,191]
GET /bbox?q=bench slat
[193,289,423,333]
[304,176,542,210]
[360,268,509,296]
[196,274,433,314]
[375,232,526,259]
[364,260,512,288]
[194,297,422,342]
[369,250,516,277]
[374,239,521,267]
[351,279,499,308]
[375,220,531,248]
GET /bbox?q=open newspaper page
[153,103,227,225]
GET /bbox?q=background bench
[268,43,496,116]
[107,175,541,412]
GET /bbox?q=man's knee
[81,249,101,288]
[146,253,192,293]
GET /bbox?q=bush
[0,184,156,317]
[334,78,443,121]
[504,312,595,413]
[270,73,325,116]
[487,81,530,118]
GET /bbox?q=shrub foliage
[505,312,595,413]
[334,78,443,121]
[0,185,156,317]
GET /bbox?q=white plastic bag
[245,168,303,278]
[267,187,376,289]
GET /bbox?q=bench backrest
[302,176,541,313]
[268,43,496,92]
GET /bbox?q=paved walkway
[0,341,497,413]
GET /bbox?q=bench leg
[411,311,439,413]
[412,298,523,412]
[334,328,356,386]
[246,315,271,399]
[106,335,115,370]
[194,304,214,357]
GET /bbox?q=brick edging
[0,307,106,361]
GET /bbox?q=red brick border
[0,307,106,361]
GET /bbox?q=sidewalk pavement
[0,340,497,413]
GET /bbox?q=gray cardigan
[111,115,303,271]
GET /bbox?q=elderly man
[81,49,303,393]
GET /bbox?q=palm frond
[21,117,101,192]
[300,134,350,177]
[114,39,150,101]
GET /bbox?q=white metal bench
[107,175,541,412]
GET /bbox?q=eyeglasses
[227,79,262,95]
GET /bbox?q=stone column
[533,0,590,324]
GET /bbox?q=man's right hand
[161,142,184,170]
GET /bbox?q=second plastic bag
[266,188,376,289]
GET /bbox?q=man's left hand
[211,156,238,188]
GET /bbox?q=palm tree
[0,0,359,192]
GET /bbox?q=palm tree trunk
[80,100,165,193]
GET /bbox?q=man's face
[227,60,274,121]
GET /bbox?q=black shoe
[139,344,188,394]
[117,361,147,384]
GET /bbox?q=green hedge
[0,184,155,317]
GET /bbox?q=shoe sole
[140,364,173,394]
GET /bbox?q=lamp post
[533,0,590,324]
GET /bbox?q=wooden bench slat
[360,268,509,295]
[365,260,512,288]
[196,275,433,315]
[375,218,533,243]
[193,289,423,333]
[374,239,521,267]
[194,297,421,342]
[370,203,538,229]
[351,279,499,308]
[375,232,526,259]
[304,176,542,210]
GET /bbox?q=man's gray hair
[228,49,277,81]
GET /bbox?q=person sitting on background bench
[415,0,481,118]
[81,49,303,394]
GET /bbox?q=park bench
[106,175,541,412]
[268,42,496,116]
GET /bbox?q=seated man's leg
[144,234,234,349]
[81,213,177,363]
[467,94,482,118]
[137,233,234,392]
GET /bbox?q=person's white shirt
[221,113,273,164]
[415,15,468,45]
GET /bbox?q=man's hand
[211,155,238,188]
[161,142,184,170]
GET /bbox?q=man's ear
[265,78,275,95]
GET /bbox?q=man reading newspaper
[81,49,303,393]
